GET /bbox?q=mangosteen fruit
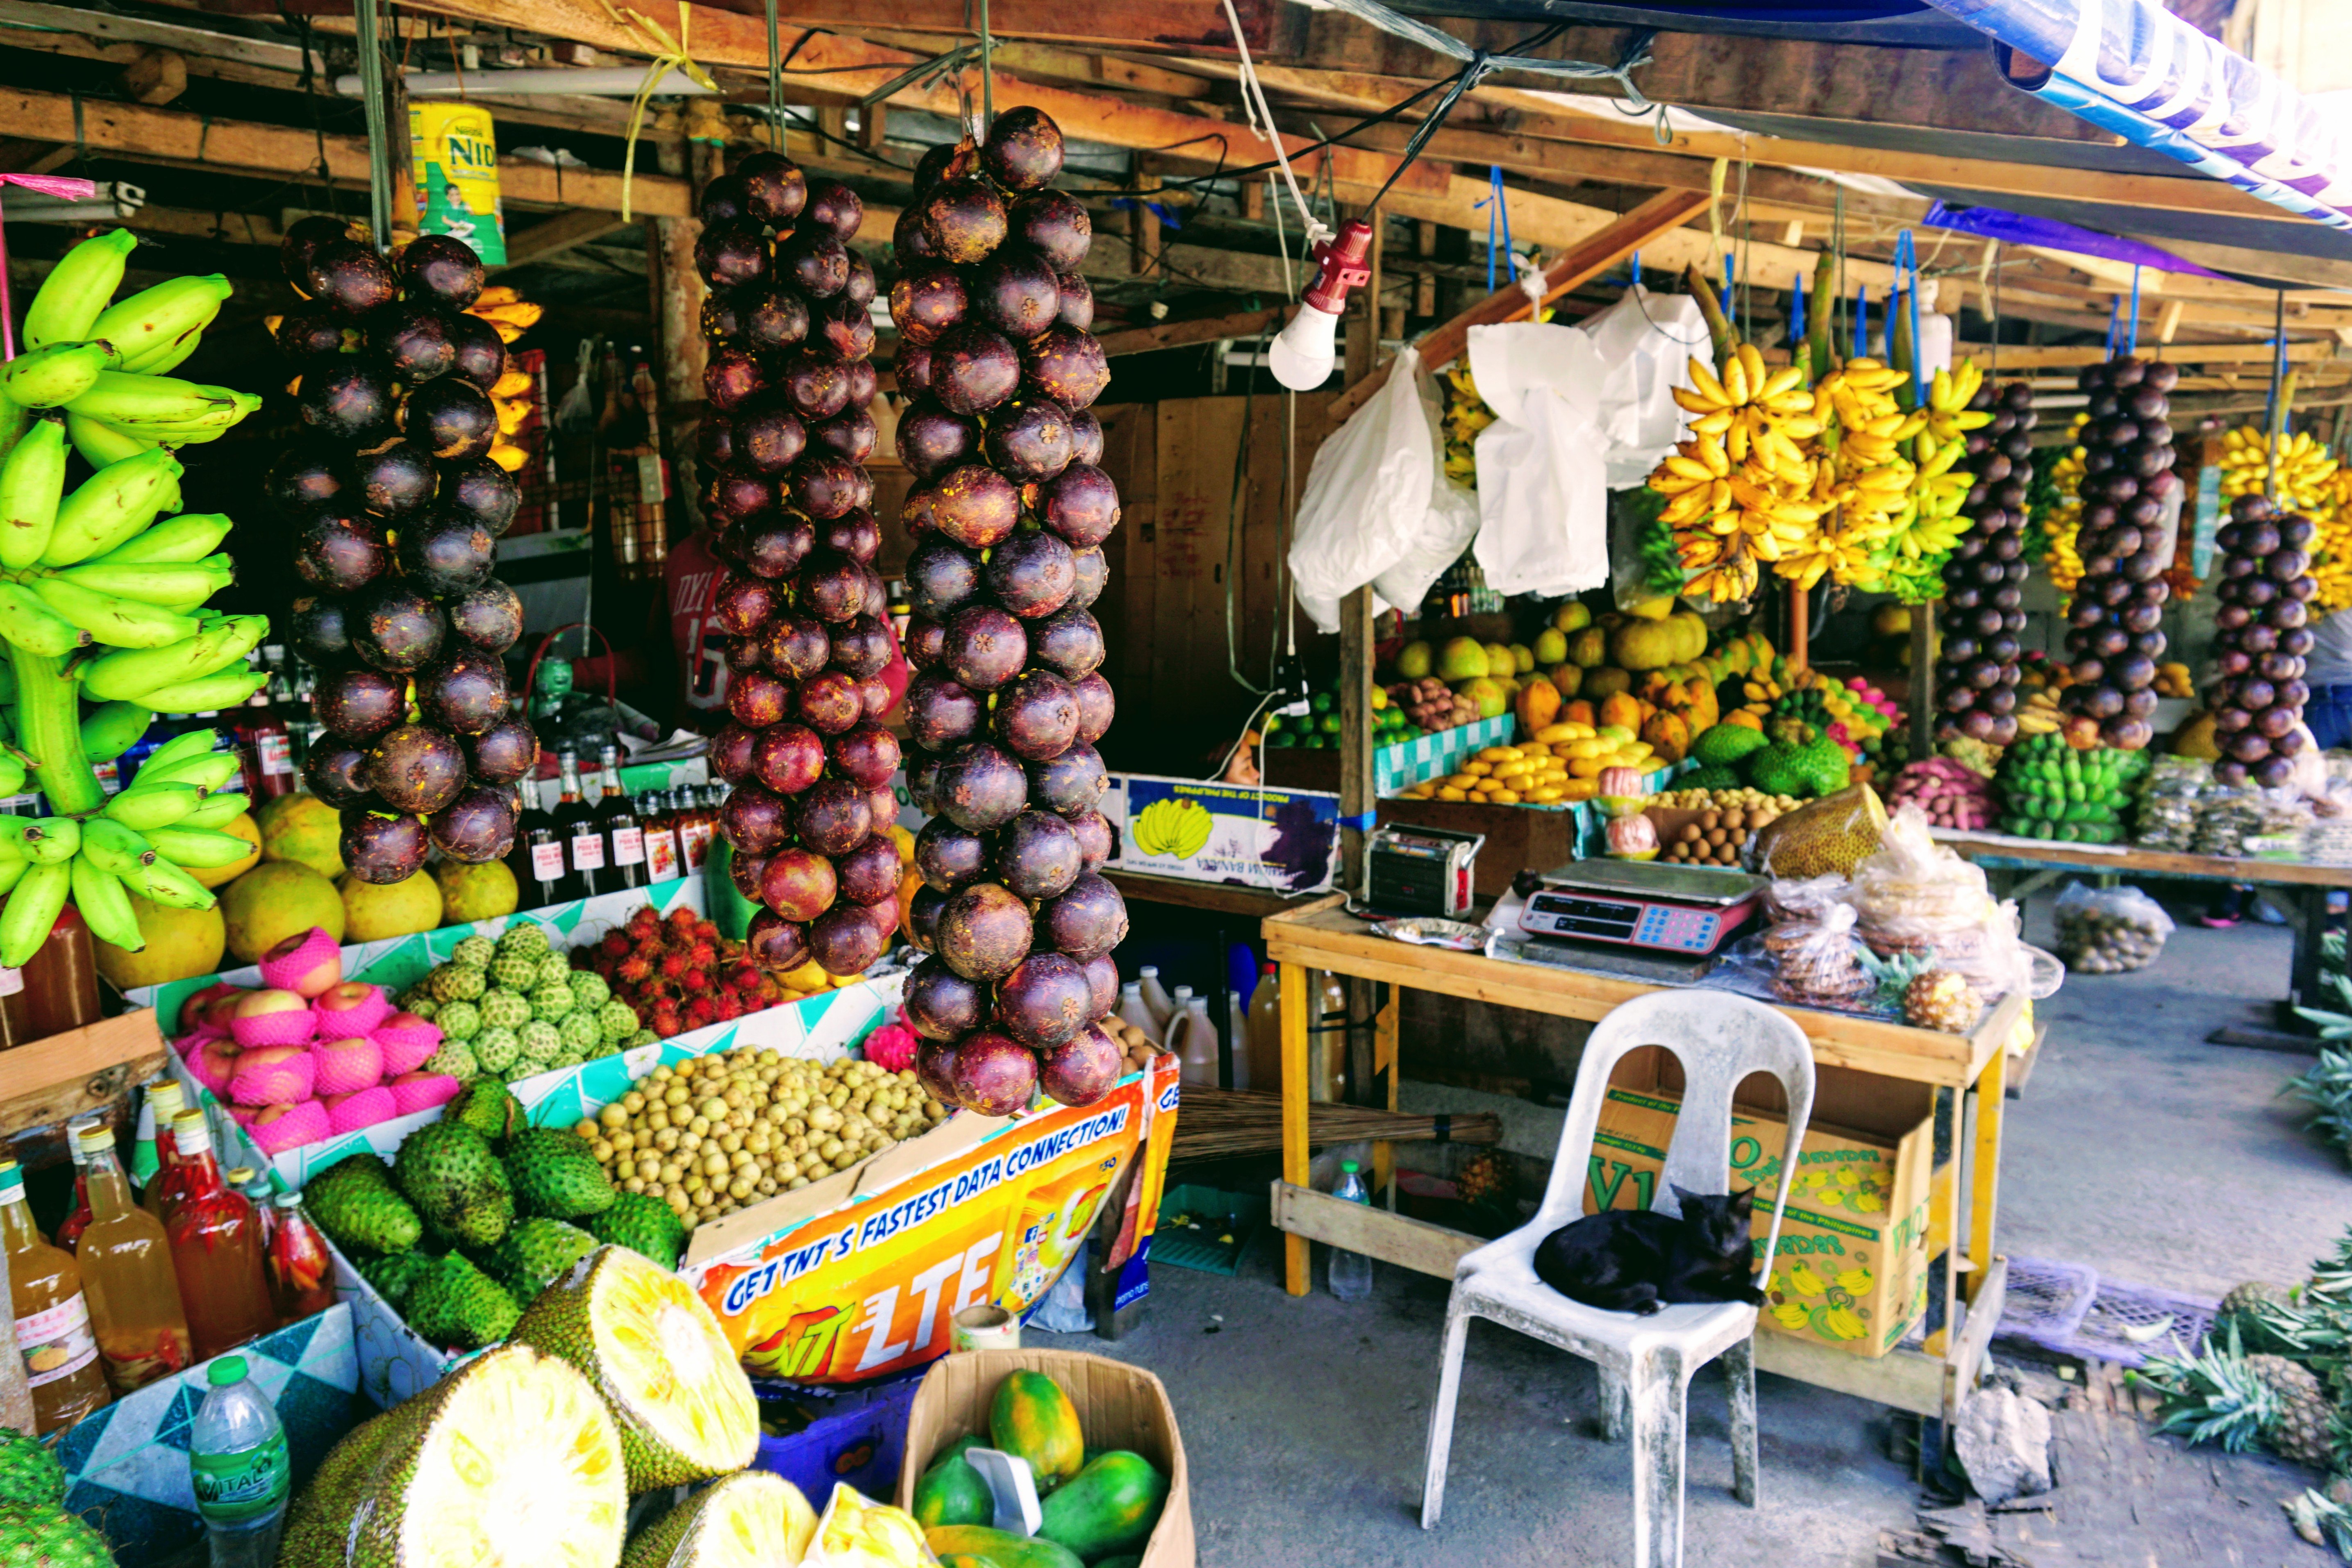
[400,377,498,461]
[414,648,508,735]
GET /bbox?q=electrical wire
[1220,0,1330,248]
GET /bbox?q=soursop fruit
[531,980,577,1021]
[558,1009,602,1056]
[434,1000,484,1042]
[0,1501,116,1567]
[498,922,550,959]
[488,1218,597,1301]
[445,1078,523,1144]
[393,1121,502,1224]
[307,1155,422,1253]
[432,964,487,1003]
[473,1027,522,1073]
[423,1040,479,1082]
[448,1171,514,1248]
[492,952,541,990]
[537,954,574,989]
[598,1000,639,1043]
[569,971,612,1011]
[481,989,532,1031]
[407,1253,521,1349]
[0,1426,67,1508]
[508,1134,618,1221]
[357,1250,436,1309]
[452,934,496,970]
[584,1191,689,1271]
[519,1019,564,1063]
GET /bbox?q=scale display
[1517,861,1765,955]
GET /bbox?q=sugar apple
[451,934,496,970]
[536,953,573,989]
[479,989,532,1031]
[568,970,611,1010]
[598,1000,638,1042]
[434,1000,483,1042]
[530,980,577,1020]
[518,1019,563,1062]
[424,1040,479,1080]
[491,951,540,990]
[472,1027,522,1073]
[403,994,441,1021]
[497,922,550,958]
[431,964,487,1003]
[557,1009,601,1055]
[626,1029,659,1048]
[501,1063,541,1084]
[547,1050,585,1073]
[398,985,434,1011]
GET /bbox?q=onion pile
[1932,380,2038,745]
[270,225,535,883]
[889,111,1129,1116]
[692,152,909,979]
[2207,493,2318,786]
[2055,357,2182,750]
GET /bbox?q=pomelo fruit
[433,857,518,925]
[256,792,345,879]
[222,861,346,962]
[341,867,445,941]
[93,893,226,990]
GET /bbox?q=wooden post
[1908,607,1935,764]
[857,103,887,152]
[1366,212,1384,364]
[1280,958,1312,1296]
[1339,584,1375,895]
[1786,580,1809,675]
[654,217,708,538]
[1415,220,1437,319]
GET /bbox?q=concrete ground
[1055,892,2352,1566]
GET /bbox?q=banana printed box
[1112,775,1339,894]
[1585,1082,1934,1359]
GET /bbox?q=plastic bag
[2134,755,2209,852]
[1025,1249,1096,1334]
[805,1483,941,1568]
[1753,784,1890,879]
[1762,900,1869,1007]
[1851,802,1993,937]
[2051,882,2174,974]
[1289,344,1452,632]
[1572,284,1711,489]
[1464,322,1611,598]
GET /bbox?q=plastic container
[1137,966,1175,1034]
[1160,986,1195,1051]
[1245,962,1282,1094]
[1116,981,1155,1038]
[191,1353,290,1568]
[1175,996,1219,1089]
[1329,1160,1373,1302]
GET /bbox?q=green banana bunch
[23,229,136,352]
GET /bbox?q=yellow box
[1584,1061,1934,1359]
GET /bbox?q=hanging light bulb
[1268,220,1375,391]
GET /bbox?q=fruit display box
[1374,713,1514,796]
[1106,774,1340,893]
[753,1368,925,1516]
[55,1305,361,1568]
[1588,1050,1936,1360]
[895,1348,1195,1568]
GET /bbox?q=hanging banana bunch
[0,230,269,966]
[2218,424,2338,511]
[470,286,544,475]
[1802,357,1918,591]
[2316,467,2352,612]
[2040,414,2088,595]
[1872,360,1991,602]
[1653,338,1829,602]
[1439,360,1494,491]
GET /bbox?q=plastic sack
[1289,344,1457,632]
[1762,900,1869,1007]
[1851,802,1993,936]
[806,1483,941,1568]
[1753,784,1890,879]
[1465,322,1611,598]
[1025,1248,1096,1334]
[2051,881,2174,975]
[1572,284,1711,489]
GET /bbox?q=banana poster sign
[685,1055,1179,1382]
[1115,774,1338,894]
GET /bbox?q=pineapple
[2219,1280,2307,1355]
[1454,1150,1513,1211]
[2249,1354,2336,1467]
[2145,1325,2334,1467]
[1904,969,1979,1034]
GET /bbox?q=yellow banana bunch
[2013,688,2063,736]
[1809,359,1919,586]
[1130,797,1213,859]
[2315,467,2352,612]
[472,289,541,474]
[1439,360,1495,491]
[1655,341,1825,603]
[2041,416,2088,595]
[2218,424,2338,512]
[1921,361,1996,443]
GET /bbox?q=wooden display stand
[1262,895,2016,1427]
[0,1011,168,1138]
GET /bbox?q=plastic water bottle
[191,1355,289,1568]
[1329,1160,1374,1302]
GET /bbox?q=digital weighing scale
[1517,860,1766,956]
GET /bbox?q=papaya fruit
[927,1525,1084,1568]
[914,1435,993,1529]
[990,1370,1085,1494]
[1514,676,1560,739]
[1563,699,1595,727]
[1038,1451,1170,1563]
[1596,690,1644,734]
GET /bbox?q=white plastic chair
[1420,990,1816,1568]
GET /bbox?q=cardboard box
[894,1348,1194,1568]
[1586,1052,1935,1359]
[1107,774,1338,894]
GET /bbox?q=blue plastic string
[1722,250,1733,302]
[1791,268,1807,345]
[1892,230,1925,407]
[1475,164,1516,294]
[2123,264,2142,356]
[2104,295,2122,356]
[1631,252,1641,290]
[1853,285,1868,360]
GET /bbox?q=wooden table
[1932,829,2352,1023]
[1261,894,2020,1426]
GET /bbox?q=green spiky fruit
[583,1192,689,1272]
[2249,1354,2335,1467]
[432,964,488,1003]
[509,1134,618,1221]
[520,1019,564,1061]
[424,1040,479,1081]
[492,952,541,990]
[0,1427,66,1508]
[620,1471,817,1568]
[276,1410,400,1568]
[307,1154,423,1253]
[445,1078,523,1143]
[559,1009,602,1055]
[598,1000,640,1043]
[511,1245,759,1492]
[393,1120,502,1223]
[480,989,532,1030]
[569,971,612,1010]
[537,954,573,989]
[0,1502,114,1568]
[448,1173,514,1249]
[489,1218,598,1301]
[409,1253,522,1349]
[436,1000,484,1042]
[358,1249,437,1309]
[452,933,496,970]
[531,980,577,1021]
[474,1027,522,1073]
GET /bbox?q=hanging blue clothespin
[1631,252,1642,291]
[1892,231,1925,407]
[1791,268,1807,345]
[2122,264,2142,357]
[1853,285,1868,360]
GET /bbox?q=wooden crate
[1375,796,1577,896]
[0,1011,168,1136]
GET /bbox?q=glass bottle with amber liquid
[595,746,645,891]
[140,1079,188,1220]
[53,1115,99,1252]
[161,1114,277,1361]
[0,1158,110,1432]
[264,1193,336,1323]
[641,788,682,883]
[553,750,607,898]
[677,783,718,874]
[74,1127,191,1396]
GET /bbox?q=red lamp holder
[1300,219,1375,315]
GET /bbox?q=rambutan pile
[582,905,782,1038]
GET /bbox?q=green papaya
[914,1435,993,1530]
[991,1370,1085,1494]
[1037,1450,1169,1563]
[926,1525,1084,1568]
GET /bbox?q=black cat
[1533,1186,1762,1316]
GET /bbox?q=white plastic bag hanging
[1465,321,1611,598]
[1574,285,1711,489]
[1289,344,1450,632]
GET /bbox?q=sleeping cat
[1533,1186,1762,1316]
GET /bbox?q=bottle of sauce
[54,1115,99,1252]
[641,788,682,883]
[161,1113,277,1360]
[264,1193,337,1323]
[0,1158,110,1432]
[596,746,645,891]
[74,1127,191,1396]
[0,959,29,1052]
[139,1079,187,1219]
[233,655,295,802]
[677,782,717,874]
[552,750,606,899]
[20,907,99,1045]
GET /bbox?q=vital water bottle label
[193,1428,290,1524]
[15,1295,98,1388]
